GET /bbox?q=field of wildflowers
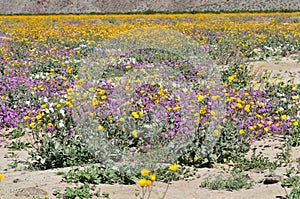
[0,12,300,198]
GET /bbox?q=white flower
[58,121,64,128]
[280,98,287,102]
[43,97,48,103]
[59,109,65,117]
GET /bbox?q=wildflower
[131,130,138,138]
[149,174,156,181]
[138,178,147,187]
[141,169,150,177]
[169,164,178,172]
[36,114,42,120]
[244,104,251,112]
[98,125,104,131]
[239,129,245,135]
[92,98,98,106]
[29,123,36,129]
[58,121,64,128]
[228,75,235,82]
[132,112,139,119]
[196,93,204,101]
[173,105,180,112]
[211,95,219,100]
[145,180,152,186]
[292,120,299,126]
[0,173,4,180]
[213,129,219,137]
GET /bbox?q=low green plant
[8,140,31,151]
[29,134,97,170]
[62,165,137,185]
[282,159,300,199]
[200,173,254,191]
[54,183,101,199]
[232,149,281,173]
[286,183,300,199]
[10,127,24,139]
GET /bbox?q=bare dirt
[0,54,299,199]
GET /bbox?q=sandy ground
[0,54,299,199]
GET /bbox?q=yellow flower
[149,174,156,181]
[92,97,98,107]
[244,104,250,112]
[126,65,131,69]
[228,75,235,82]
[213,129,219,137]
[0,173,4,180]
[248,126,254,131]
[66,88,72,93]
[98,125,104,131]
[141,169,150,177]
[281,115,287,120]
[24,116,29,121]
[41,104,47,109]
[101,95,107,100]
[173,105,180,112]
[96,89,105,95]
[196,93,204,101]
[145,180,152,186]
[169,164,178,172]
[29,123,36,129]
[137,178,147,187]
[36,114,42,120]
[293,121,299,126]
[138,111,144,116]
[131,130,138,138]
[132,112,139,119]
[239,129,245,135]
[211,95,219,100]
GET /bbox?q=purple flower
[66,133,72,138]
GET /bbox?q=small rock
[263,176,281,184]
[13,178,20,183]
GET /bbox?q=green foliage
[200,173,254,191]
[62,165,137,185]
[54,183,103,199]
[29,134,97,170]
[10,127,24,139]
[232,149,281,172]
[9,140,32,151]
